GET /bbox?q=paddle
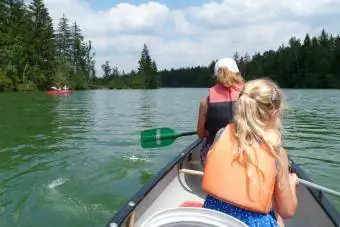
[298,179,340,197]
[140,127,196,148]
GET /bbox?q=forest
[0,0,95,92]
[98,29,340,89]
[1,0,339,91]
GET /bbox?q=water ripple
[0,89,339,226]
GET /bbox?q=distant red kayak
[47,90,73,95]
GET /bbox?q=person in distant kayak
[196,57,244,166]
[62,84,68,90]
[51,86,61,91]
[201,78,298,227]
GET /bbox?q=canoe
[47,90,73,95]
[107,139,340,227]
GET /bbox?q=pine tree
[1,0,30,87]
[54,14,72,86]
[71,21,83,68]
[138,43,152,73]
[101,61,112,79]
[56,14,72,62]
[331,36,340,87]
[28,0,56,89]
[83,40,96,80]
[137,43,159,88]
[233,51,240,64]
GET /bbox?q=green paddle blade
[140,127,178,148]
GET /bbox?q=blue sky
[45,0,340,75]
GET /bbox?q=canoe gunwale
[106,138,340,227]
[289,158,340,226]
[106,139,202,227]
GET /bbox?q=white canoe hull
[107,139,340,227]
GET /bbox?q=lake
[0,88,339,226]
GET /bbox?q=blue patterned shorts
[203,195,279,227]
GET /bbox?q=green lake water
[0,88,339,226]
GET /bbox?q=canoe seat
[140,207,249,227]
[179,201,203,207]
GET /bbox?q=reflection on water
[138,90,156,128]
[0,88,339,226]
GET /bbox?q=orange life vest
[202,123,278,214]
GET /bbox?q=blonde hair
[216,67,244,87]
[233,78,287,182]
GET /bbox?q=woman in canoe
[202,78,298,227]
[196,57,244,166]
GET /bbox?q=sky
[43,0,340,76]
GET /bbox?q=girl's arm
[197,97,208,138]
[273,148,298,219]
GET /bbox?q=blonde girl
[202,78,298,227]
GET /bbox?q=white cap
[214,57,239,76]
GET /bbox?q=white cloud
[43,0,340,76]
[106,2,170,32]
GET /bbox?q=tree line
[0,0,95,92]
[1,0,339,92]
[92,44,160,89]
[96,29,340,89]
